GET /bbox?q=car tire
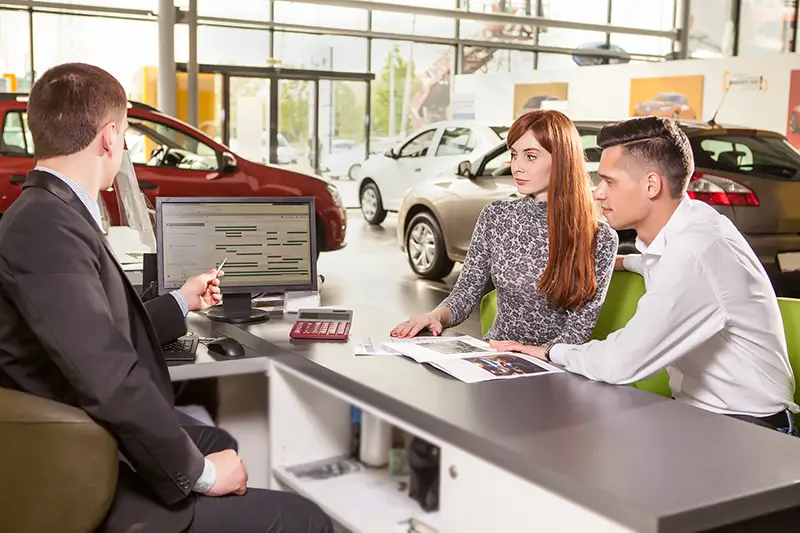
[360,182,387,225]
[406,212,455,280]
[348,164,361,181]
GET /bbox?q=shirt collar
[635,195,692,257]
[34,165,103,231]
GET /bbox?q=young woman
[390,110,618,349]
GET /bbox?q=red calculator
[290,309,353,341]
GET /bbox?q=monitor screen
[156,197,317,294]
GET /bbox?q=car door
[446,146,517,258]
[383,128,438,211]
[0,110,35,214]
[124,117,247,203]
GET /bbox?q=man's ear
[645,171,663,199]
[99,121,117,155]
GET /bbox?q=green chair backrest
[777,298,800,407]
[479,270,672,397]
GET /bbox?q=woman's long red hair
[507,110,598,310]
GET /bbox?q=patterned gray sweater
[440,195,618,346]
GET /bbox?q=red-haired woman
[391,110,618,351]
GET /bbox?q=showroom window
[738,0,797,56]
[436,127,477,156]
[398,129,437,158]
[274,1,367,30]
[1,112,33,156]
[33,13,158,97]
[273,32,367,72]
[370,40,454,138]
[370,0,456,38]
[127,118,219,171]
[0,10,31,90]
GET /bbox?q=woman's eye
[527,154,536,161]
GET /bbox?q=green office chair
[777,298,800,407]
[479,270,672,397]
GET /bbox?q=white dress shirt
[550,197,798,417]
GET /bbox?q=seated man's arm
[0,212,204,504]
[549,251,727,384]
[144,294,188,344]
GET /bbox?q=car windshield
[691,133,800,181]
[491,126,509,139]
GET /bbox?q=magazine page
[382,335,495,363]
[429,352,563,383]
[352,336,432,356]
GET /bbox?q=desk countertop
[204,307,800,533]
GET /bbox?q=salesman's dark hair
[27,63,127,161]
[596,116,694,198]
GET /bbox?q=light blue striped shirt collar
[34,165,103,231]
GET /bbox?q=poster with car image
[513,82,568,119]
[785,70,800,149]
[629,75,704,120]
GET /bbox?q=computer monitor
[156,197,318,324]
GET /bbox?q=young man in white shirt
[491,116,798,432]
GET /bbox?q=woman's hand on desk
[391,313,443,338]
[489,340,545,360]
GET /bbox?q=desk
[176,308,800,532]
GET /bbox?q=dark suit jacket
[0,171,203,533]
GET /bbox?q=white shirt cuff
[192,457,216,493]
[622,255,643,275]
[170,290,190,317]
[548,343,572,366]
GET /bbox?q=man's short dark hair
[27,63,127,161]
[596,116,694,198]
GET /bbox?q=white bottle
[359,411,391,467]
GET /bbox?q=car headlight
[326,183,342,207]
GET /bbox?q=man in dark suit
[0,62,332,533]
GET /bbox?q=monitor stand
[206,293,271,324]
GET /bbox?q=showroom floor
[316,209,482,338]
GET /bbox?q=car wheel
[406,212,455,280]
[360,182,387,225]
[348,164,361,181]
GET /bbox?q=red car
[0,93,347,253]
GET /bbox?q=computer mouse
[207,337,246,358]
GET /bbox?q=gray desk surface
[167,314,269,382]
[201,304,800,533]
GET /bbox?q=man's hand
[204,449,248,497]
[489,340,547,360]
[614,255,627,272]
[179,269,224,312]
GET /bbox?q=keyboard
[162,335,199,364]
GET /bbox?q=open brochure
[382,335,562,383]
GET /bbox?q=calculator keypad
[290,320,350,341]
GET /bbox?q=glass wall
[0,10,31,91]
[738,0,796,56]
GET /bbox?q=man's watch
[543,343,554,362]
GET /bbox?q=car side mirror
[385,148,396,159]
[457,160,473,178]
[221,152,238,173]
